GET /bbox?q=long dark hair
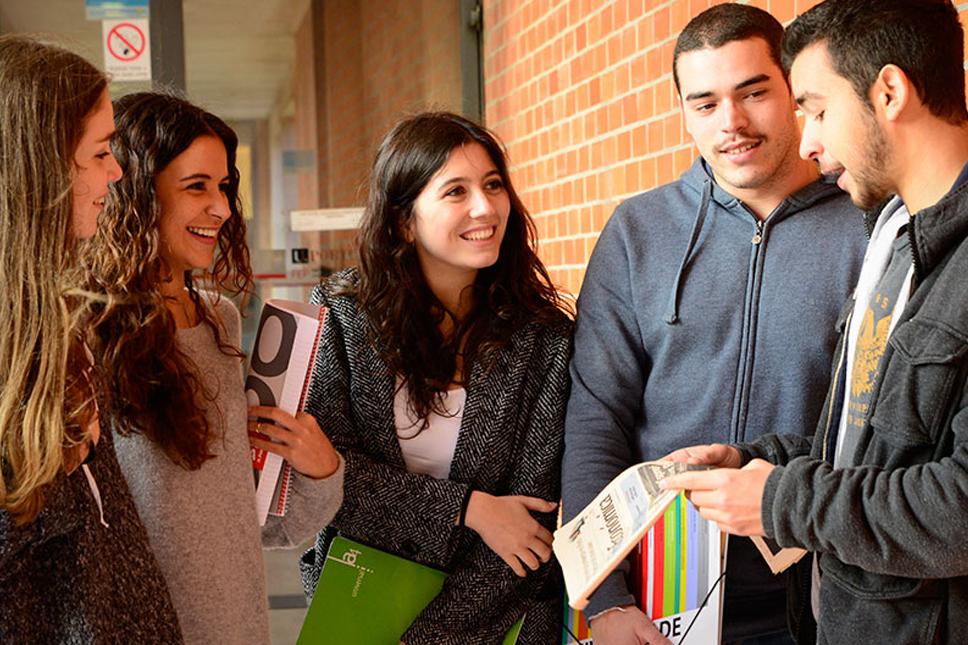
[351,111,569,427]
[83,91,253,469]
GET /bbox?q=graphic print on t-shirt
[845,235,912,437]
[847,302,893,431]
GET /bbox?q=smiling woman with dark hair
[83,91,343,645]
[299,111,573,644]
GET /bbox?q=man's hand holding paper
[661,458,774,537]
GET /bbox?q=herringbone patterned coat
[300,269,572,645]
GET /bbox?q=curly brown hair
[349,112,571,430]
[82,92,252,469]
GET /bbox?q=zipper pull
[751,221,764,245]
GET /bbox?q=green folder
[297,535,524,644]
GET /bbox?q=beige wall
[284,0,464,272]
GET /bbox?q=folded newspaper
[554,461,711,610]
[245,299,327,526]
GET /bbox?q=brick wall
[294,0,968,289]
[482,0,968,297]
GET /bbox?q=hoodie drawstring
[665,179,712,324]
[82,464,110,528]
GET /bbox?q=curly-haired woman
[0,37,182,642]
[83,92,343,645]
[299,112,573,644]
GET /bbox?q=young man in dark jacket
[560,4,866,644]
[664,1,968,643]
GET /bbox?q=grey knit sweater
[114,296,343,645]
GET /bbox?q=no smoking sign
[102,18,151,81]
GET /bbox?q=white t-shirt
[394,382,465,480]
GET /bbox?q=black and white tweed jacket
[300,268,573,645]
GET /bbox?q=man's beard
[850,114,894,210]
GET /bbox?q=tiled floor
[264,542,311,645]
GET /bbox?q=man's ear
[871,64,911,122]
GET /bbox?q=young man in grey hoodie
[560,5,867,644]
[664,1,968,643]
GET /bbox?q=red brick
[655,78,672,114]
[655,8,671,41]
[623,94,638,125]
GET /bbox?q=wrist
[463,490,490,532]
[589,604,635,623]
[308,451,340,480]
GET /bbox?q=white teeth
[187,226,218,238]
[461,227,495,241]
[725,142,758,154]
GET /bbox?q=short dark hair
[783,0,967,125]
[673,3,785,94]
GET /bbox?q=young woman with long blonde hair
[0,35,182,642]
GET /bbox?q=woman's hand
[248,406,340,479]
[463,491,557,577]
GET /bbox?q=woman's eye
[485,179,505,191]
[95,151,111,160]
[187,182,205,191]
[219,183,230,193]
[445,186,466,197]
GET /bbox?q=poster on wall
[101,18,152,82]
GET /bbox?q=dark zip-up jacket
[739,186,968,644]
[561,158,866,639]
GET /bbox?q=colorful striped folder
[562,493,723,645]
[561,603,593,645]
[635,492,723,643]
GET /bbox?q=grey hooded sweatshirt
[561,158,867,640]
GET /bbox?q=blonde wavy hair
[0,35,107,523]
